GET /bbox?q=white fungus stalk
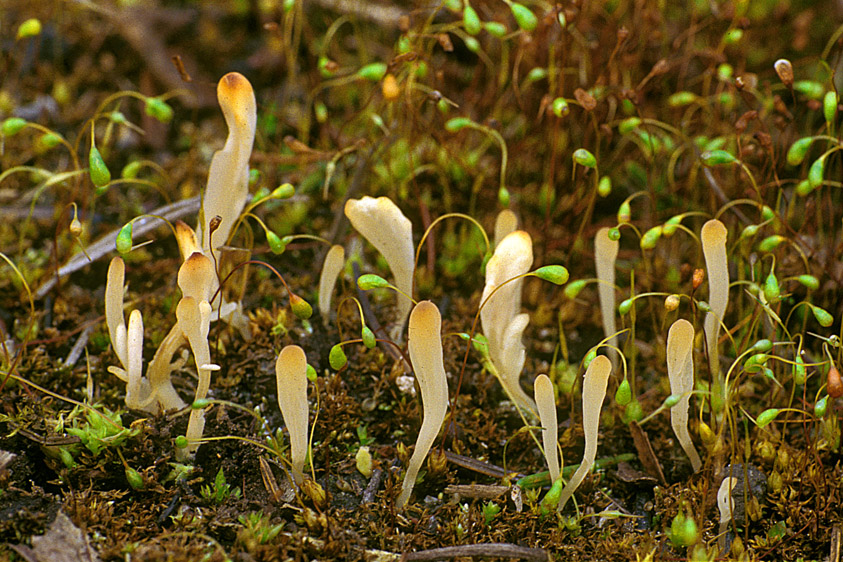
[480,230,537,416]
[493,209,518,248]
[318,245,345,320]
[701,219,728,392]
[105,257,128,368]
[534,374,560,483]
[558,354,612,512]
[345,196,414,339]
[717,476,738,553]
[198,72,257,254]
[595,227,620,369]
[396,301,449,508]
[275,345,309,486]
[666,319,702,472]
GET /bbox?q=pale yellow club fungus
[534,374,560,483]
[396,301,449,508]
[275,345,309,486]
[318,245,345,320]
[176,296,216,460]
[595,227,620,369]
[717,476,738,553]
[666,319,702,472]
[701,219,728,407]
[480,230,537,416]
[558,354,612,512]
[198,72,257,254]
[493,209,518,248]
[345,196,414,339]
[178,252,217,303]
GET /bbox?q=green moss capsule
[290,294,313,319]
[329,344,348,370]
[509,3,537,31]
[786,137,814,166]
[615,379,632,406]
[116,222,133,254]
[89,145,111,188]
[534,265,569,285]
[573,148,597,168]
[357,274,390,290]
[144,97,174,123]
[463,5,482,35]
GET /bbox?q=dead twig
[401,543,549,561]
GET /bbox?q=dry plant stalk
[534,373,559,483]
[397,301,449,508]
[480,230,537,416]
[275,345,309,486]
[701,219,728,389]
[666,319,702,472]
[345,196,414,339]
[559,355,612,511]
[595,227,620,368]
[318,244,345,319]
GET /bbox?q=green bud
[572,148,597,168]
[756,408,780,428]
[314,101,328,123]
[797,274,819,290]
[192,398,212,409]
[808,156,825,190]
[357,62,388,81]
[122,161,143,179]
[639,225,663,250]
[618,298,634,316]
[116,222,133,254]
[597,176,612,197]
[144,97,174,123]
[793,355,806,385]
[663,394,681,409]
[608,227,621,241]
[526,68,547,83]
[329,344,348,370]
[249,168,260,186]
[272,183,295,199]
[795,179,814,196]
[59,447,76,468]
[825,91,838,124]
[534,265,569,285]
[793,80,824,100]
[617,201,631,223]
[751,339,773,353]
[509,3,537,31]
[583,349,597,369]
[564,279,587,299]
[35,132,62,152]
[463,5,482,35]
[89,145,111,188]
[445,117,473,132]
[758,235,785,253]
[697,300,712,313]
[662,215,682,237]
[17,19,43,39]
[498,186,511,207]
[615,379,632,406]
[357,274,390,290]
[126,467,145,490]
[810,305,833,327]
[464,36,480,52]
[745,354,768,373]
[437,99,450,114]
[624,400,644,422]
[267,230,286,254]
[761,205,775,221]
[723,28,743,44]
[700,149,737,166]
[290,294,313,319]
[484,21,507,37]
[175,435,189,448]
[2,117,27,136]
[786,137,814,166]
[764,271,780,303]
[740,224,759,239]
[318,56,336,78]
[551,97,569,117]
[668,91,697,107]
[618,117,642,135]
[306,363,317,382]
[362,325,376,349]
[283,0,295,11]
[815,395,828,418]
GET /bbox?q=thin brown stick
[402,543,549,562]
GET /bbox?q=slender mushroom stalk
[493,209,518,247]
[534,374,560,483]
[396,301,449,508]
[701,219,728,406]
[666,319,702,472]
[176,296,216,460]
[717,476,738,553]
[318,244,345,320]
[275,345,309,486]
[124,310,151,410]
[481,230,537,416]
[595,227,620,369]
[105,257,128,368]
[345,196,414,340]
[198,72,257,254]
[558,355,612,512]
